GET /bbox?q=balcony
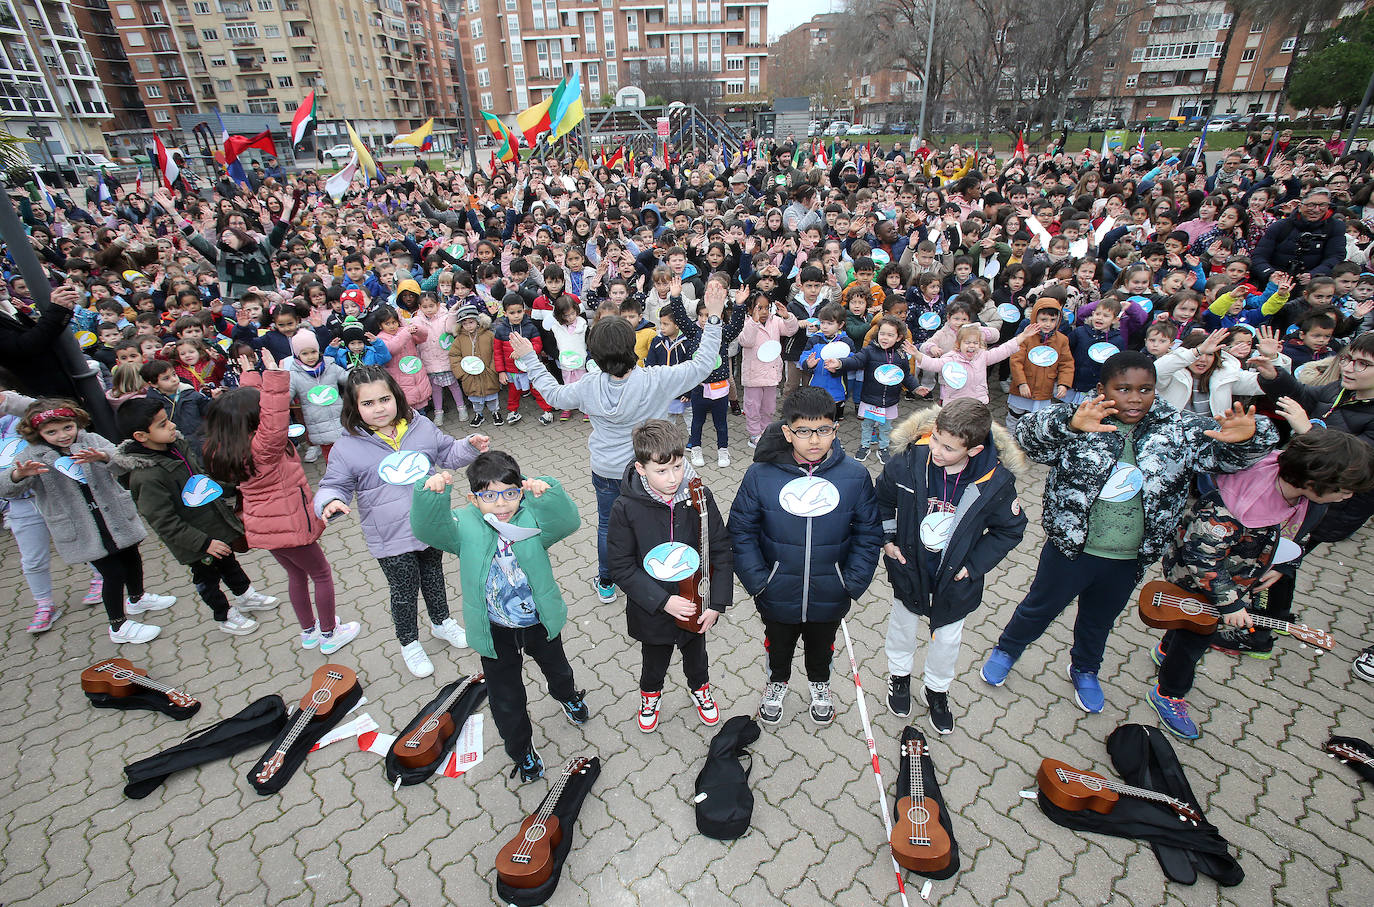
[247,86,269,97]
[232,38,262,48]
[237,58,262,71]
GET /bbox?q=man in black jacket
[1250,187,1346,283]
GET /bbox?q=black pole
[446,0,480,175]
[0,188,116,439]
[1345,66,1374,152]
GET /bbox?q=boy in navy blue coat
[728,386,883,726]
[1067,298,1125,403]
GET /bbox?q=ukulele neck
[277,675,341,754]
[100,664,180,699]
[406,679,470,746]
[1056,768,1187,813]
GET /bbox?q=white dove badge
[53,456,87,484]
[181,475,224,507]
[586,357,602,375]
[941,361,969,390]
[483,512,541,542]
[439,333,455,351]
[1127,295,1154,315]
[1088,342,1119,364]
[757,340,781,363]
[460,355,486,375]
[75,330,96,349]
[819,341,849,361]
[998,303,1021,323]
[1028,345,1059,367]
[378,450,432,485]
[779,475,840,518]
[559,350,586,370]
[1063,309,1075,325]
[306,385,339,406]
[399,356,423,375]
[288,423,306,438]
[1099,461,1144,502]
[918,312,942,331]
[643,542,701,582]
[1273,537,1302,565]
[0,437,27,469]
[919,511,956,552]
[874,364,905,386]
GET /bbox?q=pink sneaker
[27,602,60,634]
[82,577,103,606]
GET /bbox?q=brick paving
[1,401,1372,906]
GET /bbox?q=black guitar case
[495,755,602,907]
[247,681,364,795]
[384,674,488,786]
[1037,723,1243,886]
[86,688,201,720]
[892,725,961,881]
[1326,735,1374,783]
[122,695,288,799]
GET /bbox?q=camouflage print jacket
[1014,400,1278,582]
[1163,489,1326,612]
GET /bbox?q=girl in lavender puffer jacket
[315,366,488,679]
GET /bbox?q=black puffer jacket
[1250,211,1345,281]
[606,461,733,645]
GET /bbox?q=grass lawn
[841,130,1374,156]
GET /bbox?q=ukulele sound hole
[522,824,548,844]
[311,689,333,706]
[1178,600,1204,616]
[905,805,931,825]
[419,717,440,734]
[1079,777,1103,791]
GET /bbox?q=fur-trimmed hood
[888,405,1031,484]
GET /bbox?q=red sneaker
[638,691,661,732]
[691,684,720,726]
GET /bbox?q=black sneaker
[887,674,911,717]
[560,690,590,725]
[923,686,953,735]
[856,446,872,463]
[492,410,505,426]
[510,745,544,782]
[470,412,485,428]
[729,400,742,416]
[875,448,890,465]
[1210,626,1274,659]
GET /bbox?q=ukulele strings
[1055,768,1181,809]
[101,665,189,702]
[909,746,929,844]
[514,760,577,860]
[1152,594,1300,633]
[403,679,469,748]
[278,673,342,755]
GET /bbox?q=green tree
[1289,9,1374,115]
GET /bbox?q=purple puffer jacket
[313,414,481,557]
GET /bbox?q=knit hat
[290,330,319,355]
[340,288,367,311]
[340,317,366,345]
[454,304,480,322]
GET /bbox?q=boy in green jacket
[112,398,278,635]
[411,450,589,782]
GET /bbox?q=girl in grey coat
[0,399,176,643]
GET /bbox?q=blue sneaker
[1067,666,1104,713]
[1148,686,1200,739]
[510,745,544,782]
[560,689,590,725]
[594,579,617,604]
[980,648,1016,687]
[1149,641,1167,668]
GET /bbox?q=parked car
[807,121,821,136]
[822,121,850,136]
[322,144,354,160]
[845,123,868,136]
[64,152,119,172]
[1206,116,1239,132]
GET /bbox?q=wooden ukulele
[1036,757,1202,825]
[889,737,952,873]
[1137,580,1333,651]
[496,757,592,889]
[673,477,711,634]
[80,658,198,709]
[1325,741,1374,770]
[255,664,358,785]
[391,673,483,769]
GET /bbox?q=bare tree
[643,64,719,111]
[843,0,959,120]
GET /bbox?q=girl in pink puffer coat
[737,291,799,443]
[372,305,431,409]
[408,293,466,421]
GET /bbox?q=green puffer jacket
[112,438,244,565]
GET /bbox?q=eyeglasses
[473,488,524,503]
[1340,354,1373,373]
[788,424,837,439]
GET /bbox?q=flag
[34,170,55,210]
[548,69,585,143]
[626,147,636,176]
[214,109,247,185]
[393,117,435,149]
[516,94,553,147]
[154,135,180,191]
[1263,133,1277,166]
[815,140,829,167]
[134,167,143,196]
[345,121,379,183]
[290,90,316,147]
[1135,127,1145,153]
[97,170,112,202]
[1191,124,1208,168]
[489,148,497,173]
[480,111,519,163]
[325,154,359,201]
[605,147,623,170]
[1013,131,1026,161]
[223,129,278,168]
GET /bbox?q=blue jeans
[996,542,1142,673]
[862,412,892,449]
[688,386,728,449]
[847,372,864,404]
[593,472,621,585]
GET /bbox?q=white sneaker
[748,436,759,448]
[717,448,730,467]
[109,619,160,644]
[126,591,176,615]
[234,587,278,612]
[303,445,322,463]
[433,408,444,425]
[400,640,434,677]
[318,620,360,655]
[690,446,705,467]
[506,411,523,424]
[300,624,321,650]
[219,607,258,635]
[431,618,467,648]
[456,406,469,421]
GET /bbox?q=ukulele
[1325,741,1374,771]
[496,757,592,889]
[255,664,359,785]
[889,737,952,873]
[1036,757,1202,825]
[391,673,484,769]
[80,658,198,709]
[673,477,711,634]
[1137,580,1333,651]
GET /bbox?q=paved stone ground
[1,398,1372,907]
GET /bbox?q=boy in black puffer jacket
[728,387,882,727]
[831,314,924,463]
[607,420,733,734]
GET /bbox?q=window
[155,109,171,122]
[214,78,230,90]
[127,32,146,45]
[1250,21,1265,33]
[225,24,258,40]
[210,55,226,66]
[193,1,210,12]
[532,0,544,29]
[277,74,293,87]
[747,6,759,43]
[583,13,594,53]
[1124,75,1137,87]
[1240,48,1256,62]
[726,57,742,71]
[474,42,485,63]
[137,57,154,72]
[626,13,638,50]
[470,19,482,39]
[477,68,489,86]
[480,91,493,108]
[726,81,743,94]
[264,24,280,37]
[514,64,525,85]
[1280,37,1295,53]
[257,0,273,9]
[536,40,549,77]
[116,4,134,18]
[1138,20,1150,33]
[272,51,287,63]
[606,60,616,88]
[509,20,522,60]
[603,11,614,56]
[710,0,720,23]
[147,84,163,97]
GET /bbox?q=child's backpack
[694,715,761,839]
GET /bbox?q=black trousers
[189,554,252,622]
[764,618,840,684]
[481,622,578,761]
[640,636,709,693]
[1157,628,1216,699]
[91,544,144,627]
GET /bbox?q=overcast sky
[768,0,838,41]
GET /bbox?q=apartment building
[0,0,112,161]
[452,0,768,118]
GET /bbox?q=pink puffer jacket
[379,323,432,407]
[237,369,325,550]
[408,307,455,376]
[738,312,799,387]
